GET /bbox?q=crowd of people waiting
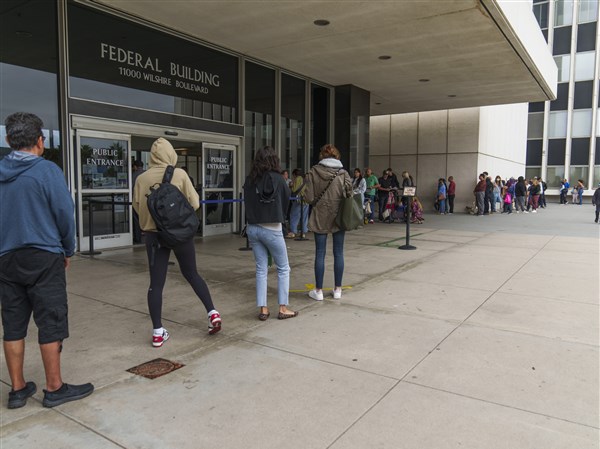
[471,173,591,216]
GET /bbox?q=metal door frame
[75,129,132,251]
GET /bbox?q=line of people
[472,173,554,215]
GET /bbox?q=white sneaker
[332,288,342,300]
[152,329,170,348]
[308,289,324,301]
[532,210,537,213]
[524,211,529,214]
[515,211,520,214]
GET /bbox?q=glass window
[310,84,331,166]
[548,111,568,137]
[525,167,541,181]
[569,167,589,186]
[574,81,594,109]
[597,109,600,136]
[554,55,571,82]
[529,102,545,113]
[550,83,569,110]
[571,138,590,165]
[572,109,593,136]
[546,166,565,187]
[281,74,305,172]
[526,140,543,165]
[553,26,572,55]
[594,165,600,187]
[578,0,598,23]
[555,0,574,26]
[577,22,597,52]
[574,52,595,81]
[0,1,61,165]
[527,113,544,139]
[548,139,567,165]
[533,2,549,28]
[244,62,275,177]
[68,3,239,123]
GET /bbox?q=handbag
[336,193,364,231]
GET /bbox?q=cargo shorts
[0,248,69,344]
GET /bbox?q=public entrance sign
[77,131,132,251]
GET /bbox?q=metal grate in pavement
[127,358,185,379]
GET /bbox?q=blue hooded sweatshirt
[0,151,75,257]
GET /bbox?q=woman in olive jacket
[303,144,353,301]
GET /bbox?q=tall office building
[528,0,599,193]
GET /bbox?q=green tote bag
[335,193,363,231]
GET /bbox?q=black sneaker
[43,383,94,408]
[8,381,37,409]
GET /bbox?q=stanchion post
[399,188,417,250]
[238,194,252,251]
[81,199,102,256]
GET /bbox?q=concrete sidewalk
[1,204,599,449]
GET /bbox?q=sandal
[277,311,298,320]
[258,312,270,321]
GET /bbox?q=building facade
[0,0,369,250]
[528,0,600,193]
[370,104,529,213]
[1,0,556,250]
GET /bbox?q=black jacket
[243,171,291,224]
[593,188,600,206]
[515,182,527,196]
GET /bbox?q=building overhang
[92,0,557,115]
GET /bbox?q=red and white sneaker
[152,329,170,348]
[208,311,222,335]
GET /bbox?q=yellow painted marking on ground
[289,284,353,293]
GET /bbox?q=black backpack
[146,166,199,248]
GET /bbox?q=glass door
[76,130,132,251]
[202,143,236,236]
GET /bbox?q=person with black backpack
[133,138,221,347]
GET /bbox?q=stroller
[382,191,395,223]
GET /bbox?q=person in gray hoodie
[0,112,93,409]
[303,144,353,301]
[243,146,297,320]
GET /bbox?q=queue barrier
[80,195,305,256]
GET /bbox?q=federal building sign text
[68,3,238,107]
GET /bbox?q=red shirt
[448,181,456,196]
[474,180,486,193]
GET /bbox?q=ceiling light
[378,55,391,60]
[313,19,330,26]
[419,79,430,82]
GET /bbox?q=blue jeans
[247,224,290,307]
[438,199,446,213]
[289,201,309,234]
[314,231,345,289]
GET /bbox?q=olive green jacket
[304,158,353,234]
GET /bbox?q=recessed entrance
[72,116,240,251]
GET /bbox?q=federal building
[1,0,561,250]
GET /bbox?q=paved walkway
[1,204,599,449]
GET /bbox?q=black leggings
[145,233,214,329]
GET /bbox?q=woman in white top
[352,168,367,205]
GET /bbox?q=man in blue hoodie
[0,112,93,409]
